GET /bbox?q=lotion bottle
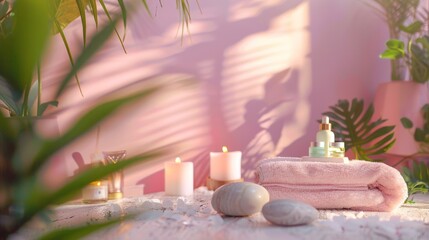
[316,116,335,157]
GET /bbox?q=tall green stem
[352,147,360,160]
[391,59,403,80]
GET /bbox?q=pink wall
[42,0,389,194]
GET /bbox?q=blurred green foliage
[402,161,429,203]
[0,0,183,239]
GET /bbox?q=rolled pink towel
[255,157,408,212]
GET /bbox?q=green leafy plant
[0,0,180,239]
[371,0,429,83]
[401,104,429,153]
[370,0,421,80]
[394,104,429,168]
[402,161,429,203]
[322,98,396,161]
[380,35,429,83]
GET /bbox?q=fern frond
[323,98,396,161]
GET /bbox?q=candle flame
[222,146,228,153]
[175,157,181,163]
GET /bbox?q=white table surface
[13,187,429,240]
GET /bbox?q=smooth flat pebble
[211,182,269,216]
[262,199,318,226]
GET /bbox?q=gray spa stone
[211,182,269,216]
[262,199,318,226]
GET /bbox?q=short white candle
[164,157,194,196]
[210,146,242,181]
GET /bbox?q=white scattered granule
[162,199,174,210]
[141,200,163,211]
[16,187,428,240]
[356,211,365,218]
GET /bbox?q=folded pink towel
[255,157,408,212]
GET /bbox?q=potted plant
[370,0,429,156]
[0,0,194,238]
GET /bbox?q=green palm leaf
[55,16,120,99]
[88,0,99,29]
[51,1,89,96]
[0,0,51,115]
[141,0,153,18]
[54,19,83,97]
[53,0,89,32]
[75,0,88,47]
[98,0,127,54]
[402,161,429,203]
[323,98,396,161]
[118,0,127,41]
[177,0,192,43]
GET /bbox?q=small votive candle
[210,146,242,181]
[164,157,194,196]
[82,181,108,204]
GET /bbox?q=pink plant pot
[380,154,409,171]
[373,81,428,156]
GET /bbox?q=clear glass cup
[102,150,127,199]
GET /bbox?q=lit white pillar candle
[210,146,242,181]
[164,157,194,196]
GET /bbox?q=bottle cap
[322,116,329,124]
[320,116,331,130]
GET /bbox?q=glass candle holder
[102,150,127,199]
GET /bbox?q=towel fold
[255,157,408,212]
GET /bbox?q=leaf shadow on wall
[136,68,300,190]
[46,0,307,194]
[133,0,307,192]
[233,69,300,180]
